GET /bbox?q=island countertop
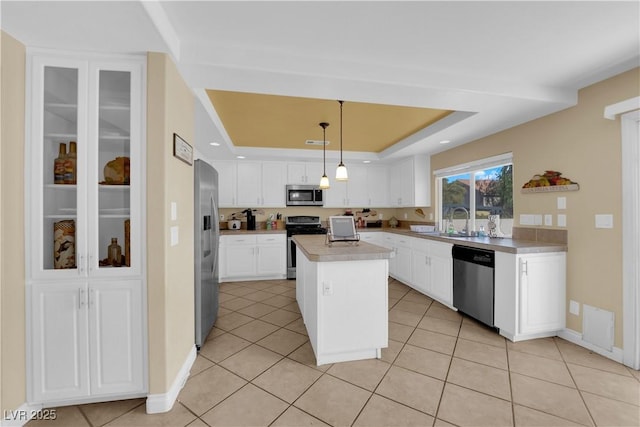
[293,235,393,262]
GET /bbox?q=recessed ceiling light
[439,140,451,144]
[209,142,220,146]
[363,160,371,164]
[236,155,245,159]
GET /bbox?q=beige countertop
[293,235,393,262]
[220,229,285,236]
[219,226,566,254]
[357,227,567,254]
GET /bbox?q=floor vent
[582,304,614,351]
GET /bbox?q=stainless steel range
[286,216,327,279]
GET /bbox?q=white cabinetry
[495,251,566,342]
[409,238,453,306]
[381,233,411,284]
[236,161,286,207]
[388,155,430,207]
[287,162,323,185]
[324,164,389,207]
[26,52,146,404]
[220,234,286,281]
[427,241,453,306]
[210,161,237,207]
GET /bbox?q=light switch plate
[557,214,567,227]
[595,214,613,229]
[557,196,567,210]
[544,214,553,226]
[520,214,534,225]
[569,300,580,316]
[170,226,179,246]
[171,202,177,221]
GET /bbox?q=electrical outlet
[557,196,567,210]
[322,281,333,296]
[220,214,224,221]
[544,214,553,226]
[171,202,177,221]
[170,226,179,246]
[569,300,580,316]
[557,214,567,227]
[404,213,408,219]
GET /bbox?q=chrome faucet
[450,207,470,234]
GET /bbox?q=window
[435,153,513,236]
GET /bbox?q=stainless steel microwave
[286,185,324,206]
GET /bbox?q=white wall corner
[558,328,624,364]
[145,345,197,414]
[0,402,44,427]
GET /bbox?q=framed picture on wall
[173,133,193,165]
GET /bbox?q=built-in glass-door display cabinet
[26,50,146,404]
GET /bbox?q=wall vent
[305,140,330,146]
[583,304,614,351]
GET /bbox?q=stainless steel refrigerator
[194,159,220,348]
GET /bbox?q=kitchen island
[293,235,393,365]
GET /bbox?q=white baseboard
[145,345,197,414]
[1,402,43,427]
[558,328,624,364]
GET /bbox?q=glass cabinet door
[42,65,80,272]
[96,70,132,270]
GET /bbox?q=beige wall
[146,52,195,394]
[1,31,27,413]
[432,68,640,348]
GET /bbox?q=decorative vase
[388,216,398,228]
[54,219,76,269]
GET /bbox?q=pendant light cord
[339,100,344,164]
[320,122,329,175]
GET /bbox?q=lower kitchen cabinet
[219,234,286,281]
[427,241,453,306]
[409,238,453,306]
[29,280,145,403]
[495,251,566,341]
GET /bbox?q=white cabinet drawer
[222,235,257,245]
[411,238,429,253]
[257,234,286,244]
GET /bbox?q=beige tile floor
[28,278,640,427]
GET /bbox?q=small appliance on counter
[227,220,241,230]
[243,209,256,230]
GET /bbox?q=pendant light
[335,100,348,181]
[319,122,330,189]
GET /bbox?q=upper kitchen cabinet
[287,162,323,185]
[210,161,237,207]
[27,52,145,279]
[388,155,430,207]
[324,164,389,208]
[237,161,286,207]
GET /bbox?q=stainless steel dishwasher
[452,245,495,327]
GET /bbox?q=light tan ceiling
[206,90,453,153]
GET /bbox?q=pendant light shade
[318,122,330,189]
[336,100,348,181]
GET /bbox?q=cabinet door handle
[79,288,85,309]
[520,259,528,276]
[78,255,84,274]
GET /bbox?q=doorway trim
[606,97,639,369]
